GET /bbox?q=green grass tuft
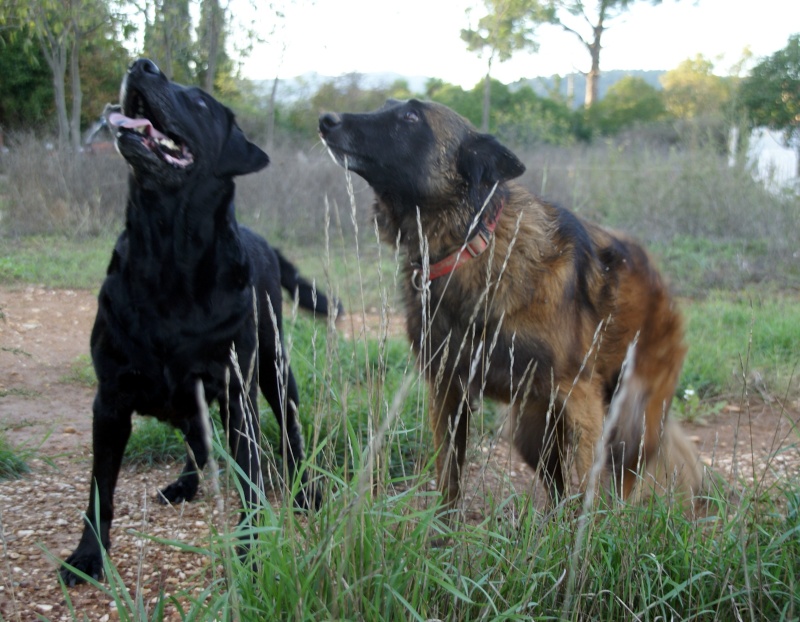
[0,432,32,480]
[123,417,186,467]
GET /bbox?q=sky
[239,0,800,88]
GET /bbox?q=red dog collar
[412,200,503,287]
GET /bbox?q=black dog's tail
[276,249,344,319]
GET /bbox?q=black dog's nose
[319,112,341,134]
[129,58,162,77]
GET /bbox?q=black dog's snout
[319,112,342,134]
[129,58,162,77]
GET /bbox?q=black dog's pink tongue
[107,111,169,142]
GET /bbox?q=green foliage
[660,55,733,119]
[76,28,132,128]
[268,73,416,140]
[0,26,54,129]
[461,0,552,62]
[426,78,581,146]
[589,75,667,135]
[740,34,800,146]
[496,85,585,146]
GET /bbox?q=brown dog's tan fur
[320,100,704,512]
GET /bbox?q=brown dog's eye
[403,110,419,123]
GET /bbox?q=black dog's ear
[456,133,525,189]
[216,121,270,177]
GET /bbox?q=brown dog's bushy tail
[635,417,707,504]
[608,305,705,505]
[276,249,344,319]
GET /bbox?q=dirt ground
[1,286,799,621]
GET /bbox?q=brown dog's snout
[319,112,342,135]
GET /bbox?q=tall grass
[52,209,799,621]
[2,135,797,619]
[59,307,800,621]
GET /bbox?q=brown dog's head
[105,59,268,190]
[319,99,525,220]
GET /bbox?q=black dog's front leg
[259,351,320,511]
[60,393,132,586]
[158,414,208,504]
[222,381,265,516]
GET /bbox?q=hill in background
[256,69,666,107]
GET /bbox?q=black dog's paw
[293,485,322,512]
[158,479,199,505]
[59,549,104,587]
[334,300,346,319]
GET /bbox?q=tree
[196,0,227,94]
[11,0,119,150]
[77,23,132,127]
[461,0,552,131]
[660,55,731,119]
[142,0,193,82]
[740,34,800,175]
[0,25,54,129]
[546,1,672,108]
[590,75,665,134]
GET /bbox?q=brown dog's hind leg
[561,381,606,495]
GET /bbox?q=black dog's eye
[195,97,208,109]
[403,110,420,123]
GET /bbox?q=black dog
[60,59,332,586]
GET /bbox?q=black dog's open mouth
[105,100,194,169]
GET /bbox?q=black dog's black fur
[60,59,332,586]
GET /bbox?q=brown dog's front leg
[430,389,470,521]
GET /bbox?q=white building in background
[747,128,798,193]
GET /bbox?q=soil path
[1,286,798,621]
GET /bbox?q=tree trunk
[267,76,278,151]
[69,28,83,151]
[481,55,493,132]
[162,13,174,80]
[584,20,604,108]
[795,142,800,179]
[203,0,221,94]
[52,66,70,150]
[39,30,71,150]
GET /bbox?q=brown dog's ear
[216,121,270,177]
[457,133,525,189]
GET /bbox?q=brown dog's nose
[319,112,341,134]
[129,58,162,77]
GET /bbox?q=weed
[0,432,31,480]
[123,418,185,467]
[61,354,96,388]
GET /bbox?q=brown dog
[319,100,703,513]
